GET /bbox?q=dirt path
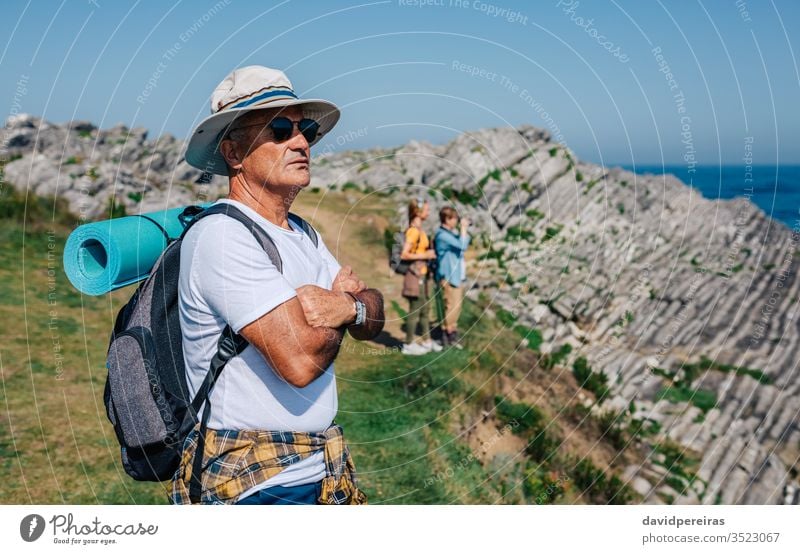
[293,189,407,349]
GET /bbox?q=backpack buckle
[217,331,240,360]
[178,205,205,228]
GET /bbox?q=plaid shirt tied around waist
[169,422,367,505]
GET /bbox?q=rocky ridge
[2,115,798,504]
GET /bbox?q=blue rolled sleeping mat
[64,204,211,296]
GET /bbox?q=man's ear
[219,138,243,172]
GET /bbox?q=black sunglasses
[229,117,320,143]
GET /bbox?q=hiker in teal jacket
[433,206,470,348]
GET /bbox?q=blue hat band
[227,88,298,110]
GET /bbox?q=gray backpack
[103,203,318,503]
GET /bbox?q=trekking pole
[433,278,447,346]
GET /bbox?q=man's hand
[296,284,355,328]
[332,265,366,293]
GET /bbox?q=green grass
[0,186,644,505]
[107,196,127,219]
[542,343,572,370]
[514,325,543,351]
[494,396,544,433]
[569,457,634,504]
[525,208,544,220]
[336,347,502,503]
[542,225,563,242]
[495,309,543,351]
[505,226,536,242]
[477,245,506,269]
[524,467,567,504]
[0,196,167,503]
[440,186,482,207]
[650,440,705,499]
[681,356,771,385]
[572,356,610,403]
[656,385,717,414]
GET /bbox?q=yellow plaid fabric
[169,422,367,505]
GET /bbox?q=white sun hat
[185,65,340,176]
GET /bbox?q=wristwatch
[346,292,366,326]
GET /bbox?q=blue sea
[619,165,800,228]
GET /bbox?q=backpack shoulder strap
[175,203,284,503]
[287,211,319,248]
[179,203,284,272]
[186,323,246,503]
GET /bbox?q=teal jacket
[434,226,470,287]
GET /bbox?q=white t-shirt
[178,198,342,498]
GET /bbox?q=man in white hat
[171,65,383,505]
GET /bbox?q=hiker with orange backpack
[399,198,443,355]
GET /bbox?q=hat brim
[184,98,340,176]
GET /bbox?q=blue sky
[1,0,798,166]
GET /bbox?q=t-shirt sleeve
[315,231,342,284]
[189,216,298,334]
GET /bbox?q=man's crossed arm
[238,265,384,388]
[295,265,384,340]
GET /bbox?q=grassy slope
[0,185,642,504]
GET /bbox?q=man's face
[226,105,311,190]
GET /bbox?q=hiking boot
[421,339,443,352]
[401,342,428,356]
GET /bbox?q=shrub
[542,225,562,241]
[572,356,610,402]
[514,325,542,351]
[596,410,626,451]
[682,356,771,385]
[542,343,572,370]
[495,308,517,327]
[505,226,536,241]
[656,385,717,413]
[0,185,77,228]
[494,396,543,434]
[570,458,633,504]
[525,427,558,462]
[524,468,567,504]
[525,208,544,220]
[107,196,127,219]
